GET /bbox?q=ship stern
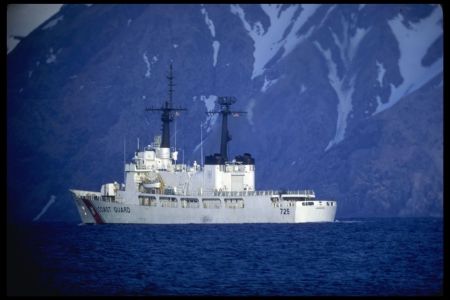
[294,200,337,223]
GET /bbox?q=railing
[79,193,116,203]
[185,189,315,197]
[74,189,315,202]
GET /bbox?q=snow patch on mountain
[261,76,279,92]
[374,5,442,115]
[201,5,216,37]
[143,52,151,78]
[376,95,383,107]
[277,5,319,62]
[246,98,256,126]
[375,60,386,87]
[349,27,369,61]
[315,42,354,152]
[316,16,370,150]
[193,94,219,153]
[200,95,218,133]
[318,5,336,29]
[42,15,64,30]
[46,48,57,63]
[212,41,220,67]
[330,21,370,67]
[200,5,220,67]
[201,95,217,112]
[230,4,320,79]
[142,53,158,78]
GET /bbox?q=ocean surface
[7,218,443,296]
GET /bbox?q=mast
[123,137,126,184]
[200,122,203,166]
[207,96,246,162]
[167,63,175,107]
[145,64,186,148]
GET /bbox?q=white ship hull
[71,190,336,224]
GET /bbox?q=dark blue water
[7,218,443,296]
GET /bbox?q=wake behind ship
[70,65,336,224]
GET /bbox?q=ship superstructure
[70,66,336,224]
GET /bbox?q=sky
[7,4,63,54]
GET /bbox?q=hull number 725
[280,208,290,215]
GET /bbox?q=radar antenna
[146,64,186,148]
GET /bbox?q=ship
[70,65,337,224]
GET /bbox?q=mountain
[7,4,443,222]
